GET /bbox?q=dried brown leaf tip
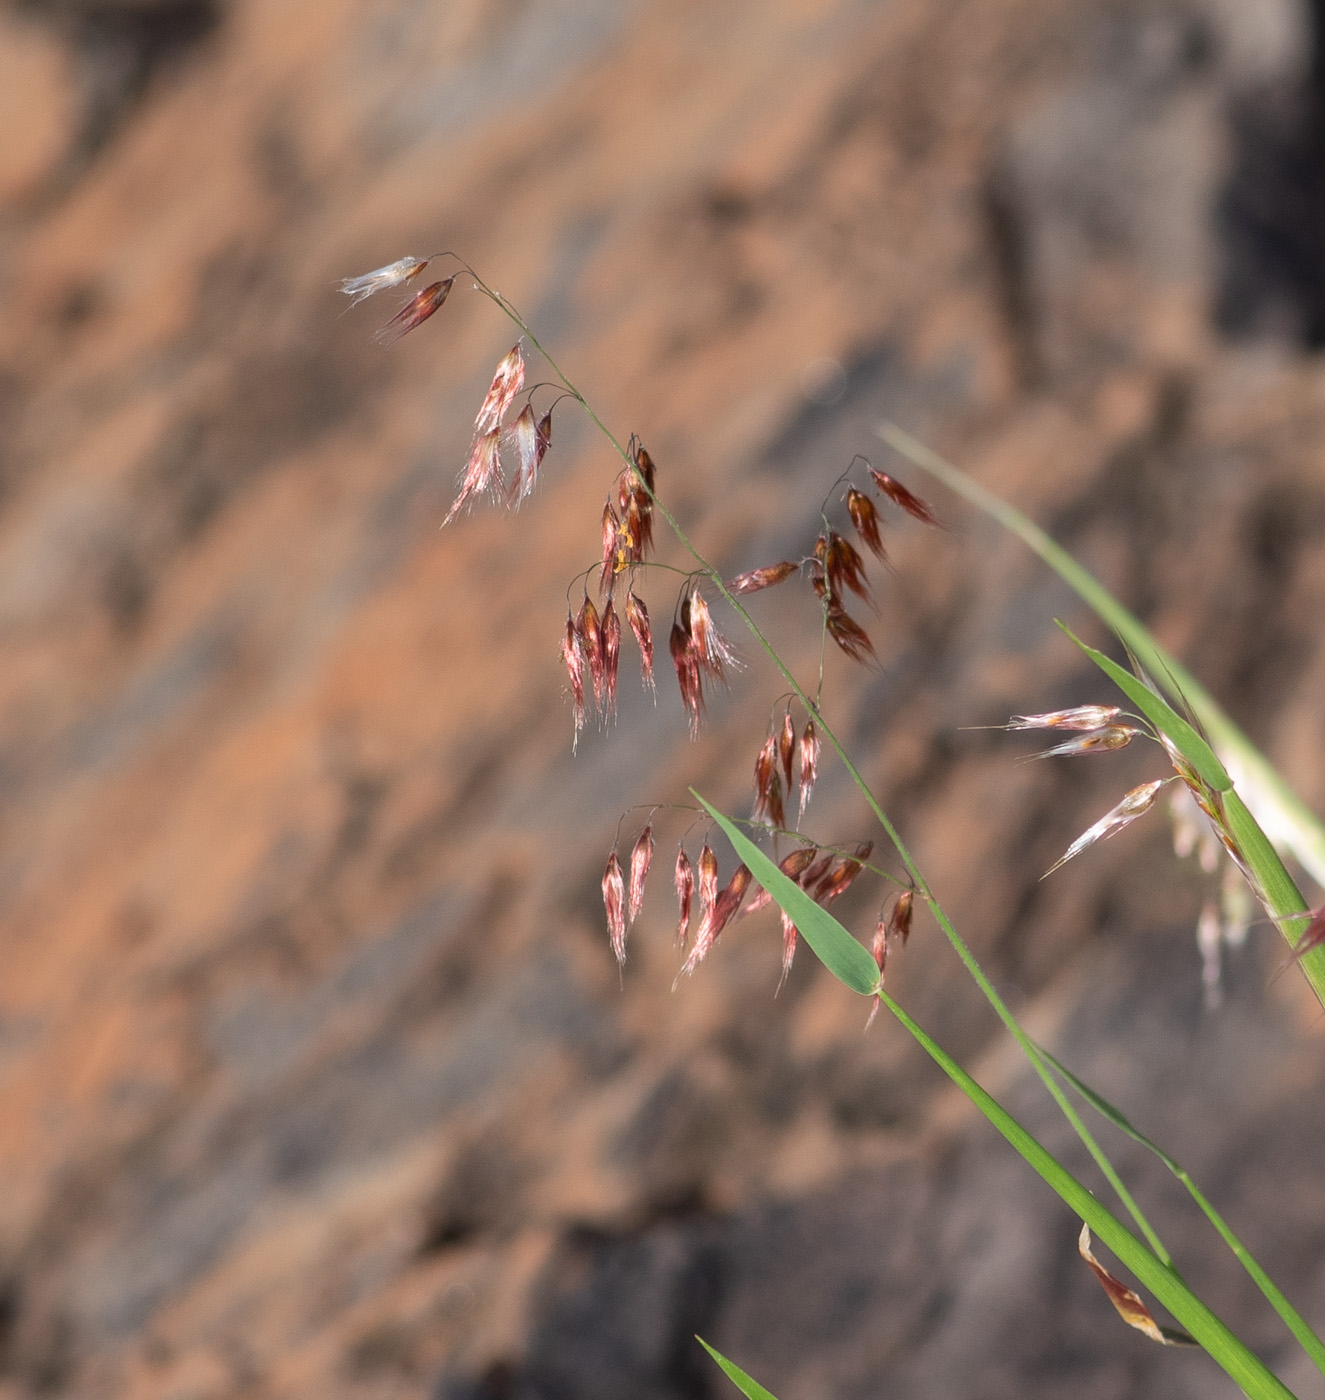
[628,825,654,924]
[603,851,627,967]
[798,718,820,819]
[674,845,695,946]
[1078,1226,1196,1347]
[846,487,887,562]
[728,561,799,595]
[869,468,943,528]
[340,256,430,305]
[625,589,655,695]
[1044,778,1168,878]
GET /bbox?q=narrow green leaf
[878,990,1296,1399]
[1058,624,1230,791]
[1036,1042,1325,1375]
[698,1339,782,1400]
[694,793,880,995]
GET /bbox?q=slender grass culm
[340,252,1325,1400]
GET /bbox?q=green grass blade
[698,1339,782,1400]
[1035,1043,1325,1374]
[879,990,1297,1399]
[695,794,880,994]
[701,794,1175,1262]
[877,421,1325,888]
[700,803,1294,1393]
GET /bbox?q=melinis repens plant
[342,253,1325,1400]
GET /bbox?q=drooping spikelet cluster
[561,444,666,746]
[339,256,554,523]
[727,464,944,666]
[750,708,819,829]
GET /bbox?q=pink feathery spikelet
[628,825,654,924]
[674,846,695,947]
[603,851,627,967]
[374,278,454,343]
[798,719,820,819]
[625,590,655,695]
[474,345,525,437]
[561,613,586,744]
[444,428,503,525]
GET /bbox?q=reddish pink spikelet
[728,561,799,595]
[698,842,719,917]
[814,841,872,904]
[825,532,870,605]
[798,719,820,819]
[887,889,915,947]
[561,613,586,744]
[752,735,787,828]
[509,403,550,504]
[846,486,887,562]
[680,864,752,977]
[374,277,454,343]
[603,851,627,966]
[825,601,876,664]
[1007,705,1122,732]
[798,851,834,892]
[599,500,620,595]
[602,599,622,718]
[626,590,655,695]
[780,909,799,989]
[688,589,740,680]
[474,345,526,436]
[1044,779,1168,877]
[578,597,605,710]
[869,468,944,528]
[669,612,704,736]
[777,711,796,791]
[745,845,818,917]
[674,845,695,946]
[628,825,654,924]
[443,428,504,525]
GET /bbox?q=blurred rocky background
[0,0,1324,1396]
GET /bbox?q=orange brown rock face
[0,1,1324,1397]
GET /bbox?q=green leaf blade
[694,793,880,995]
[698,1339,782,1400]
